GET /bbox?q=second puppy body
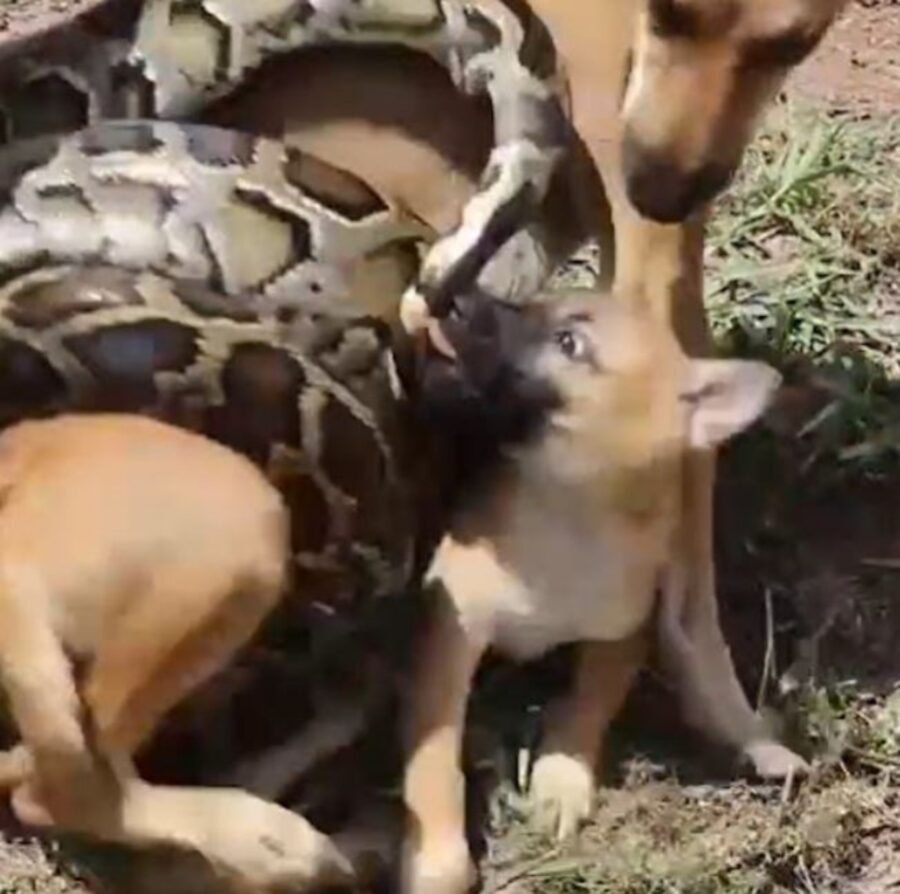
[0,414,351,892]
[404,289,784,894]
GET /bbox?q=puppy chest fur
[428,477,671,660]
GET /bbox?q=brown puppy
[402,289,783,894]
[0,414,351,892]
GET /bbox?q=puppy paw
[219,800,354,890]
[401,836,475,894]
[744,740,810,779]
[123,784,354,890]
[528,753,595,840]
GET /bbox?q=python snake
[0,0,568,312]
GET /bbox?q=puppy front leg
[402,586,486,894]
[609,203,807,778]
[660,452,809,779]
[530,630,647,840]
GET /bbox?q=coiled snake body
[0,0,568,313]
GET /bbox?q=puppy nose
[623,138,732,223]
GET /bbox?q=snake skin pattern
[0,0,569,315]
[0,119,433,608]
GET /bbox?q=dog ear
[683,359,782,450]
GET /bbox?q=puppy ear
[683,360,782,450]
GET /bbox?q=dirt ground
[0,0,107,43]
[0,0,897,892]
[789,0,900,115]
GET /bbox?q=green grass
[485,762,897,894]
[706,100,900,375]
[707,102,900,479]
[483,694,900,894]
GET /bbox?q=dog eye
[554,329,592,364]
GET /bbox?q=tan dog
[534,0,848,789]
[0,414,352,892]
[401,289,783,894]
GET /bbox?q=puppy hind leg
[83,566,282,772]
[0,563,114,830]
[84,571,353,889]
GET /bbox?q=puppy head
[416,289,782,487]
[521,290,782,481]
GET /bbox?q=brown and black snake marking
[0,0,570,317]
[0,120,429,609]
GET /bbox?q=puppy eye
[554,328,591,363]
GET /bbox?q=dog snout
[622,136,733,223]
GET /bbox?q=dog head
[621,0,846,222]
[416,289,781,490]
[517,290,781,483]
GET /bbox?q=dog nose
[622,138,732,223]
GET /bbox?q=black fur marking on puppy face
[412,292,561,505]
